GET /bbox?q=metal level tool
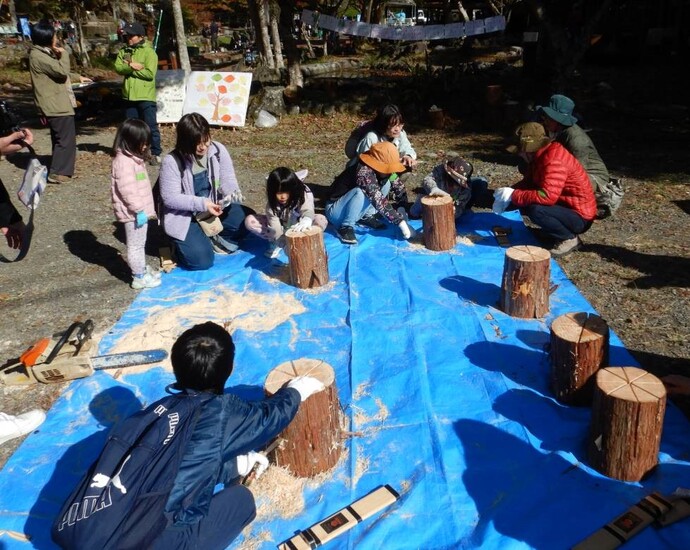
[278,485,399,549]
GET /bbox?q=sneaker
[550,236,581,257]
[396,206,409,222]
[145,265,162,279]
[47,173,70,184]
[357,214,386,230]
[337,225,357,245]
[131,272,162,289]
[149,155,162,166]
[0,410,46,445]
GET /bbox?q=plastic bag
[255,109,278,128]
[17,158,47,209]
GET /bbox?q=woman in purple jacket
[159,113,254,270]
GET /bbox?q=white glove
[236,451,269,478]
[398,220,416,240]
[492,187,515,214]
[287,376,325,401]
[428,187,450,197]
[292,217,313,232]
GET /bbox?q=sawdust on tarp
[404,233,482,254]
[259,266,338,294]
[106,288,306,373]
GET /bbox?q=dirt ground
[0,50,689,469]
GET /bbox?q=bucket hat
[360,142,406,174]
[122,22,146,37]
[537,94,578,127]
[506,122,552,154]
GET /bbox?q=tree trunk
[421,195,456,251]
[500,245,551,318]
[550,312,609,405]
[278,0,303,89]
[269,1,284,69]
[171,0,191,74]
[264,358,343,478]
[8,0,17,29]
[257,0,275,68]
[588,367,666,482]
[285,227,329,289]
[73,5,91,68]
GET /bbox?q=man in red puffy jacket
[493,122,596,257]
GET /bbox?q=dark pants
[172,203,253,270]
[125,100,162,156]
[47,115,76,177]
[521,204,592,241]
[152,484,256,550]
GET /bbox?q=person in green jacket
[114,22,162,166]
[538,94,624,218]
[28,20,77,184]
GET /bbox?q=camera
[0,101,24,138]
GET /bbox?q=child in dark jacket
[151,322,323,549]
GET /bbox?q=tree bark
[421,195,456,251]
[73,4,91,68]
[264,358,343,478]
[171,0,191,74]
[278,0,303,88]
[285,226,329,289]
[550,312,609,405]
[269,1,284,69]
[500,245,550,318]
[257,0,275,68]
[588,367,666,482]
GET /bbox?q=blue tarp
[1,210,689,549]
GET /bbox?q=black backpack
[51,387,210,550]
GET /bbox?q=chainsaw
[0,320,168,385]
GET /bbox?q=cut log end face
[506,245,551,263]
[264,358,335,394]
[598,367,666,403]
[421,195,453,207]
[285,226,322,238]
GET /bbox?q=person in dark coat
[151,322,324,549]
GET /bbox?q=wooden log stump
[421,195,455,251]
[588,366,666,482]
[285,226,329,289]
[264,358,343,478]
[500,245,550,318]
[550,312,609,405]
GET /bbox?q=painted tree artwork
[182,71,253,127]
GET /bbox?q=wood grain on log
[500,245,550,318]
[421,195,456,251]
[285,226,329,289]
[588,366,666,481]
[550,312,609,405]
[265,358,343,477]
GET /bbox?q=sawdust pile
[404,233,482,254]
[107,288,306,373]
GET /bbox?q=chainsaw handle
[75,319,94,352]
[44,321,83,365]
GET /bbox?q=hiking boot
[357,214,386,230]
[47,173,70,184]
[149,155,162,166]
[550,236,581,257]
[0,410,46,445]
[337,225,357,245]
[131,272,162,289]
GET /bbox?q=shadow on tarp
[440,275,500,308]
[455,418,690,549]
[25,386,142,548]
